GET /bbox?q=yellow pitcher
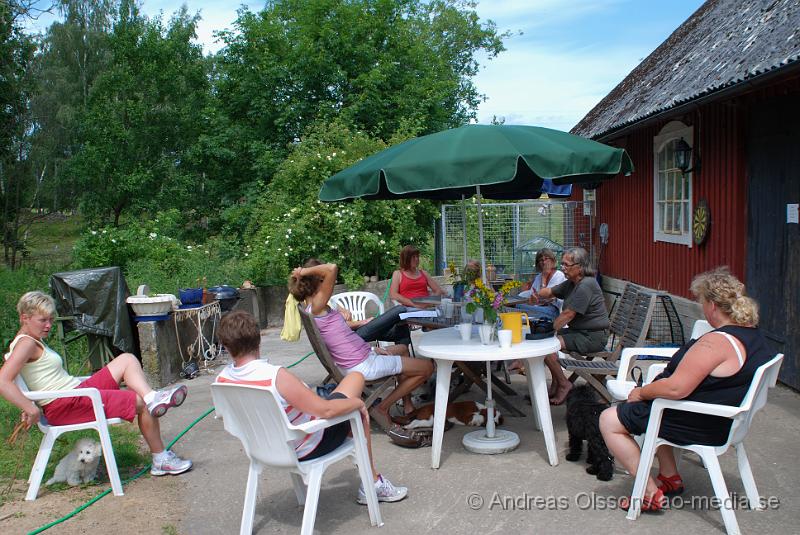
[499,311,529,344]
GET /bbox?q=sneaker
[356,474,408,504]
[147,384,188,417]
[150,450,193,476]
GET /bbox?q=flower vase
[479,322,496,345]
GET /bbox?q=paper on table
[399,310,440,320]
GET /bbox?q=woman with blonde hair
[599,267,772,512]
[0,291,193,476]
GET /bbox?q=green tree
[213,0,506,192]
[248,119,439,286]
[0,1,36,267]
[28,0,115,213]
[66,1,209,226]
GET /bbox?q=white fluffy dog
[46,438,103,486]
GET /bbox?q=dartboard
[692,199,709,245]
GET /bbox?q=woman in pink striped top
[289,262,433,429]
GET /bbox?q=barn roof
[572,0,800,139]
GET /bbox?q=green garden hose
[27,351,314,534]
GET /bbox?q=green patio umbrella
[319,124,633,202]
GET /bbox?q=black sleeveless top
[617,324,773,446]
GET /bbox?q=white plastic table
[416,327,561,469]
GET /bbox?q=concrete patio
[159,327,800,534]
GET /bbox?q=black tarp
[49,266,137,355]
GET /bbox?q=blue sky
[25,0,706,131]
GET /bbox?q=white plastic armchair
[330,291,391,347]
[210,382,382,535]
[626,354,784,535]
[606,320,715,402]
[14,375,123,501]
[329,291,385,321]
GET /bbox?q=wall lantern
[675,137,699,174]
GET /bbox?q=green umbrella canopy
[319,124,633,201]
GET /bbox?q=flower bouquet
[464,279,522,324]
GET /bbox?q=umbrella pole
[461,195,468,266]
[476,187,487,283]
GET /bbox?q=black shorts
[298,392,351,461]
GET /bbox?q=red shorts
[42,367,138,425]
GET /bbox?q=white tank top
[4,334,80,405]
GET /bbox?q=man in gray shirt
[536,247,609,405]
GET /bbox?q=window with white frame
[653,122,693,246]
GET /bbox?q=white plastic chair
[329,291,385,321]
[330,291,392,348]
[626,353,784,535]
[607,319,716,402]
[14,375,123,501]
[210,382,382,535]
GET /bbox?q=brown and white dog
[403,401,503,429]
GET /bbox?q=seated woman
[289,262,433,429]
[516,248,566,322]
[215,311,406,503]
[304,258,410,346]
[389,245,446,308]
[536,247,609,405]
[599,267,772,512]
[0,291,192,476]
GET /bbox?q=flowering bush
[465,279,522,324]
[71,213,249,292]
[247,120,438,287]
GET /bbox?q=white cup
[498,329,513,349]
[441,298,453,319]
[458,322,472,341]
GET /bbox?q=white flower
[285,234,290,239]
[379,239,385,245]
[244,253,248,257]
[332,152,337,157]
[326,155,331,161]
[349,235,355,239]
[91,230,97,235]
[111,238,116,243]
[317,153,321,158]
[149,232,157,239]
[205,250,210,254]
[284,252,289,256]
[102,229,107,234]
[187,245,193,250]
[287,229,292,233]
[330,245,337,249]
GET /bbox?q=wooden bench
[558,283,657,401]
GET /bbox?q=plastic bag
[280,294,302,342]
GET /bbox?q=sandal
[656,473,684,496]
[619,488,666,513]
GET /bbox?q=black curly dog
[565,385,614,481]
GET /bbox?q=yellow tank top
[4,334,80,406]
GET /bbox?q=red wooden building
[571,0,800,388]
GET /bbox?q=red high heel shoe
[656,473,684,496]
[619,488,666,513]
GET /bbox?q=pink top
[398,270,430,298]
[310,306,371,369]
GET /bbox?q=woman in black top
[599,267,772,511]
